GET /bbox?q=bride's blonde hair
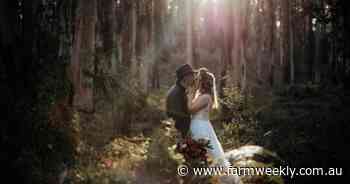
[197,68,219,109]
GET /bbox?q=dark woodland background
[1,0,350,184]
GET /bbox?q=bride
[186,68,231,168]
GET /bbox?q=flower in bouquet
[176,136,213,167]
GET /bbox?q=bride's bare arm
[187,94,211,114]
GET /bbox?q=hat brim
[183,70,197,76]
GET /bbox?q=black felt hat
[176,64,196,80]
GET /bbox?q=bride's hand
[186,86,195,100]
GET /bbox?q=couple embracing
[166,64,230,168]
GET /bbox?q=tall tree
[218,0,234,94]
[267,0,277,88]
[289,0,295,84]
[120,0,133,68]
[71,0,97,112]
[100,0,116,73]
[231,0,242,88]
[151,0,166,89]
[313,0,324,83]
[1,0,77,182]
[281,0,291,85]
[136,0,151,91]
[185,0,194,66]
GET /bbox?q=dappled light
[1,0,349,184]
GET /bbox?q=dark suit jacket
[166,82,191,137]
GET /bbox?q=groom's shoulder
[167,84,182,97]
[167,84,177,96]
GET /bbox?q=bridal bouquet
[176,137,213,168]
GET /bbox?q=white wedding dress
[190,97,231,168]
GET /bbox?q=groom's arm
[166,86,190,119]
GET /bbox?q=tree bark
[185,0,194,66]
[313,0,324,83]
[268,0,276,88]
[240,0,249,92]
[71,0,97,112]
[101,0,116,72]
[151,0,166,89]
[282,0,290,85]
[130,2,138,76]
[232,0,242,88]
[121,1,132,68]
[289,0,295,84]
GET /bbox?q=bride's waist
[191,116,210,122]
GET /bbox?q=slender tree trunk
[282,0,291,84]
[71,2,82,108]
[120,1,133,69]
[314,24,322,83]
[72,0,97,112]
[240,0,249,92]
[313,0,324,83]
[130,2,138,76]
[139,0,155,92]
[136,2,150,92]
[151,0,166,89]
[304,0,314,82]
[100,0,117,76]
[232,0,241,88]
[218,0,228,95]
[269,0,276,88]
[192,1,200,68]
[254,1,262,86]
[289,0,295,84]
[274,1,284,88]
[185,0,194,66]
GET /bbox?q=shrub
[217,87,259,148]
[12,62,80,183]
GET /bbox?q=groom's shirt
[166,82,191,135]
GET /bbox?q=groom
[166,64,196,138]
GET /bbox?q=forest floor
[65,84,350,184]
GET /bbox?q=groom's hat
[176,64,196,80]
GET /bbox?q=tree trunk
[136,2,150,92]
[185,0,194,66]
[304,0,314,82]
[240,0,249,92]
[72,0,97,112]
[314,24,322,83]
[274,0,286,88]
[139,0,155,92]
[101,0,116,70]
[151,0,166,89]
[268,0,276,88]
[282,0,290,85]
[313,0,324,83]
[289,0,295,84]
[130,2,138,76]
[121,2,131,68]
[218,0,234,95]
[232,0,242,88]
[192,1,200,68]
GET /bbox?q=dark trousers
[174,117,190,138]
